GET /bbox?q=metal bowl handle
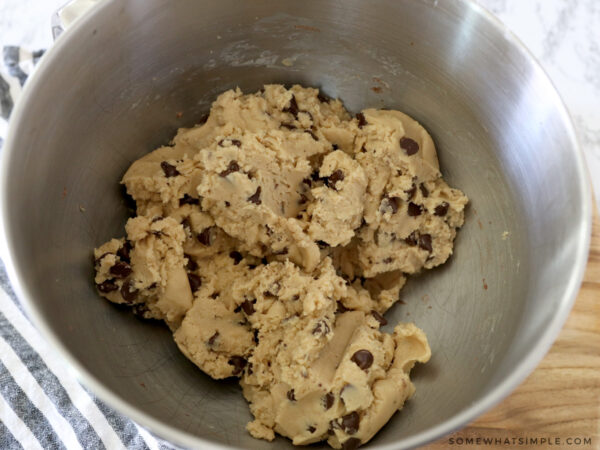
[51,0,103,40]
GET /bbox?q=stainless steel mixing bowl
[0,0,591,448]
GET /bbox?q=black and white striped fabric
[0,47,179,450]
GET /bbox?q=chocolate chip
[228,356,247,375]
[179,194,200,206]
[281,123,296,130]
[323,392,335,410]
[342,438,362,450]
[356,113,367,128]
[419,233,433,252]
[181,218,192,231]
[229,251,243,265]
[317,92,331,103]
[184,254,198,271]
[160,161,179,177]
[131,303,149,318]
[207,331,219,347]
[302,177,312,187]
[312,320,330,335]
[371,310,388,326]
[311,170,321,182]
[120,279,138,302]
[298,194,308,205]
[219,160,240,177]
[387,196,400,214]
[419,183,429,197]
[110,261,132,278]
[307,425,316,434]
[219,138,241,147]
[240,299,255,315]
[434,202,449,216]
[116,241,132,262]
[405,231,419,246]
[400,137,419,155]
[317,240,329,249]
[97,279,118,293]
[187,273,202,292]
[305,130,318,141]
[287,389,296,401]
[341,411,360,434]
[351,350,373,370]
[247,186,262,205]
[407,202,423,216]
[225,201,231,207]
[283,95,299,118]
[406,184,417,200]
[253,329,259,344]
[198,113,209,124]
[326,170,344,190]
[383,256,393,264]
[197,228,212,246]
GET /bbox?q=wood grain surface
[426,210,600,449]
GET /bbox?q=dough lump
[93,84,468,449]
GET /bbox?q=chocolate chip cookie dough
[93,84,468,449]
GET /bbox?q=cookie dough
[93,84,468,449]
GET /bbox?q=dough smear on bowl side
[92,84,468,449]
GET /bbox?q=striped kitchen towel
[0,46,179,450]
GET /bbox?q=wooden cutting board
[427,209,600,449]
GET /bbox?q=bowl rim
[0,0,592,449]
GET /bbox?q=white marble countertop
[479,0,600,211]
[1,0,599,210]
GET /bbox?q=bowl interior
[2,0,589,448]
